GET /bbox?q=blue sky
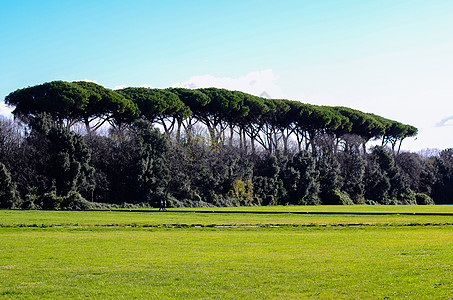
[1,0,452,151]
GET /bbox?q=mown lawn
[0,208,452,299]
[1,207,452,228]
[163,204,453,214]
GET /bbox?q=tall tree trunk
[243,130,248,153]
[176,119,182,141]
[84,116,91,136]
[282,131,288,154]
[397,138,404,156]
[239,127,243,150]
[229,125,234,147]
[250,132,255,154]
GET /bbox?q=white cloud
[113,84,154,90]
[0,101,13,117]
[291,77,453,152]
[113,85,129,90]
[437,115,453,127]
[403,125,453,152]
[172,69,286,99]
[72,79,101,85]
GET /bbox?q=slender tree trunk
[229,125,234,147]
[84,117,91,136]
[176,119,182,141]
[397,138,404,156]
[282,132,288,154]
[207,124,216,146]
[243,130,248,153]
[239,127,243,150]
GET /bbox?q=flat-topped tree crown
[5,81,88,127]
[73,81,139,132]
[6,81,139,133]
[5,83,418,153]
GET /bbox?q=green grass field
[164,204,453,214]
[1,207,452,299]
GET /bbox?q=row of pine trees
[1,82,451,209]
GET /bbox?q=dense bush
[0,162,21,208]
[1,115,452,209]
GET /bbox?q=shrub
[415,193,435,205]
[400,190,417,205]
[60,191,92,210]
[323,189,354,205]
[0,162,21,208]
[39,190,63,210]
[21,188,40,210]
[227,180,258,206]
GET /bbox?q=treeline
[5,81,417,156]
[1,81,451,209]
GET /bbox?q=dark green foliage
[415,193,434,205]
[338,151,366,203]
[317,154,343,204]
[395,152,435,195]
[7,81,418,154]
[5,81,88,127]
[0,162,21,208]
[6,81,453,208]
[366,162,391,204]
[252,176,284,206]
[283,151,320,205]
[431,149,453,204]
[167,134,254,206]
[365,146,414,204]
[83,132,132,204]
[60,191,92,210]
[365,151,391,204]
[73,81,140,132]
[38,190,64,210]
[47,127,93,196]
[133,120,170,206]
[4,114,93,204]
[91,120,170,206]
[21,190,40,210]
[29,114,93,197]
[5,81,139,133]
[82,135,110,202]
[21,189,91,210]
[332,107,384,143]
[252,154,286,205]
[398,190,418,205]
[118,88,188,135]
[324,189,354,205]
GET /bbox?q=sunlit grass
[1,207,452,228]
[162,204,453,214]
[1,226,452,299]
[0,207,452,299]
